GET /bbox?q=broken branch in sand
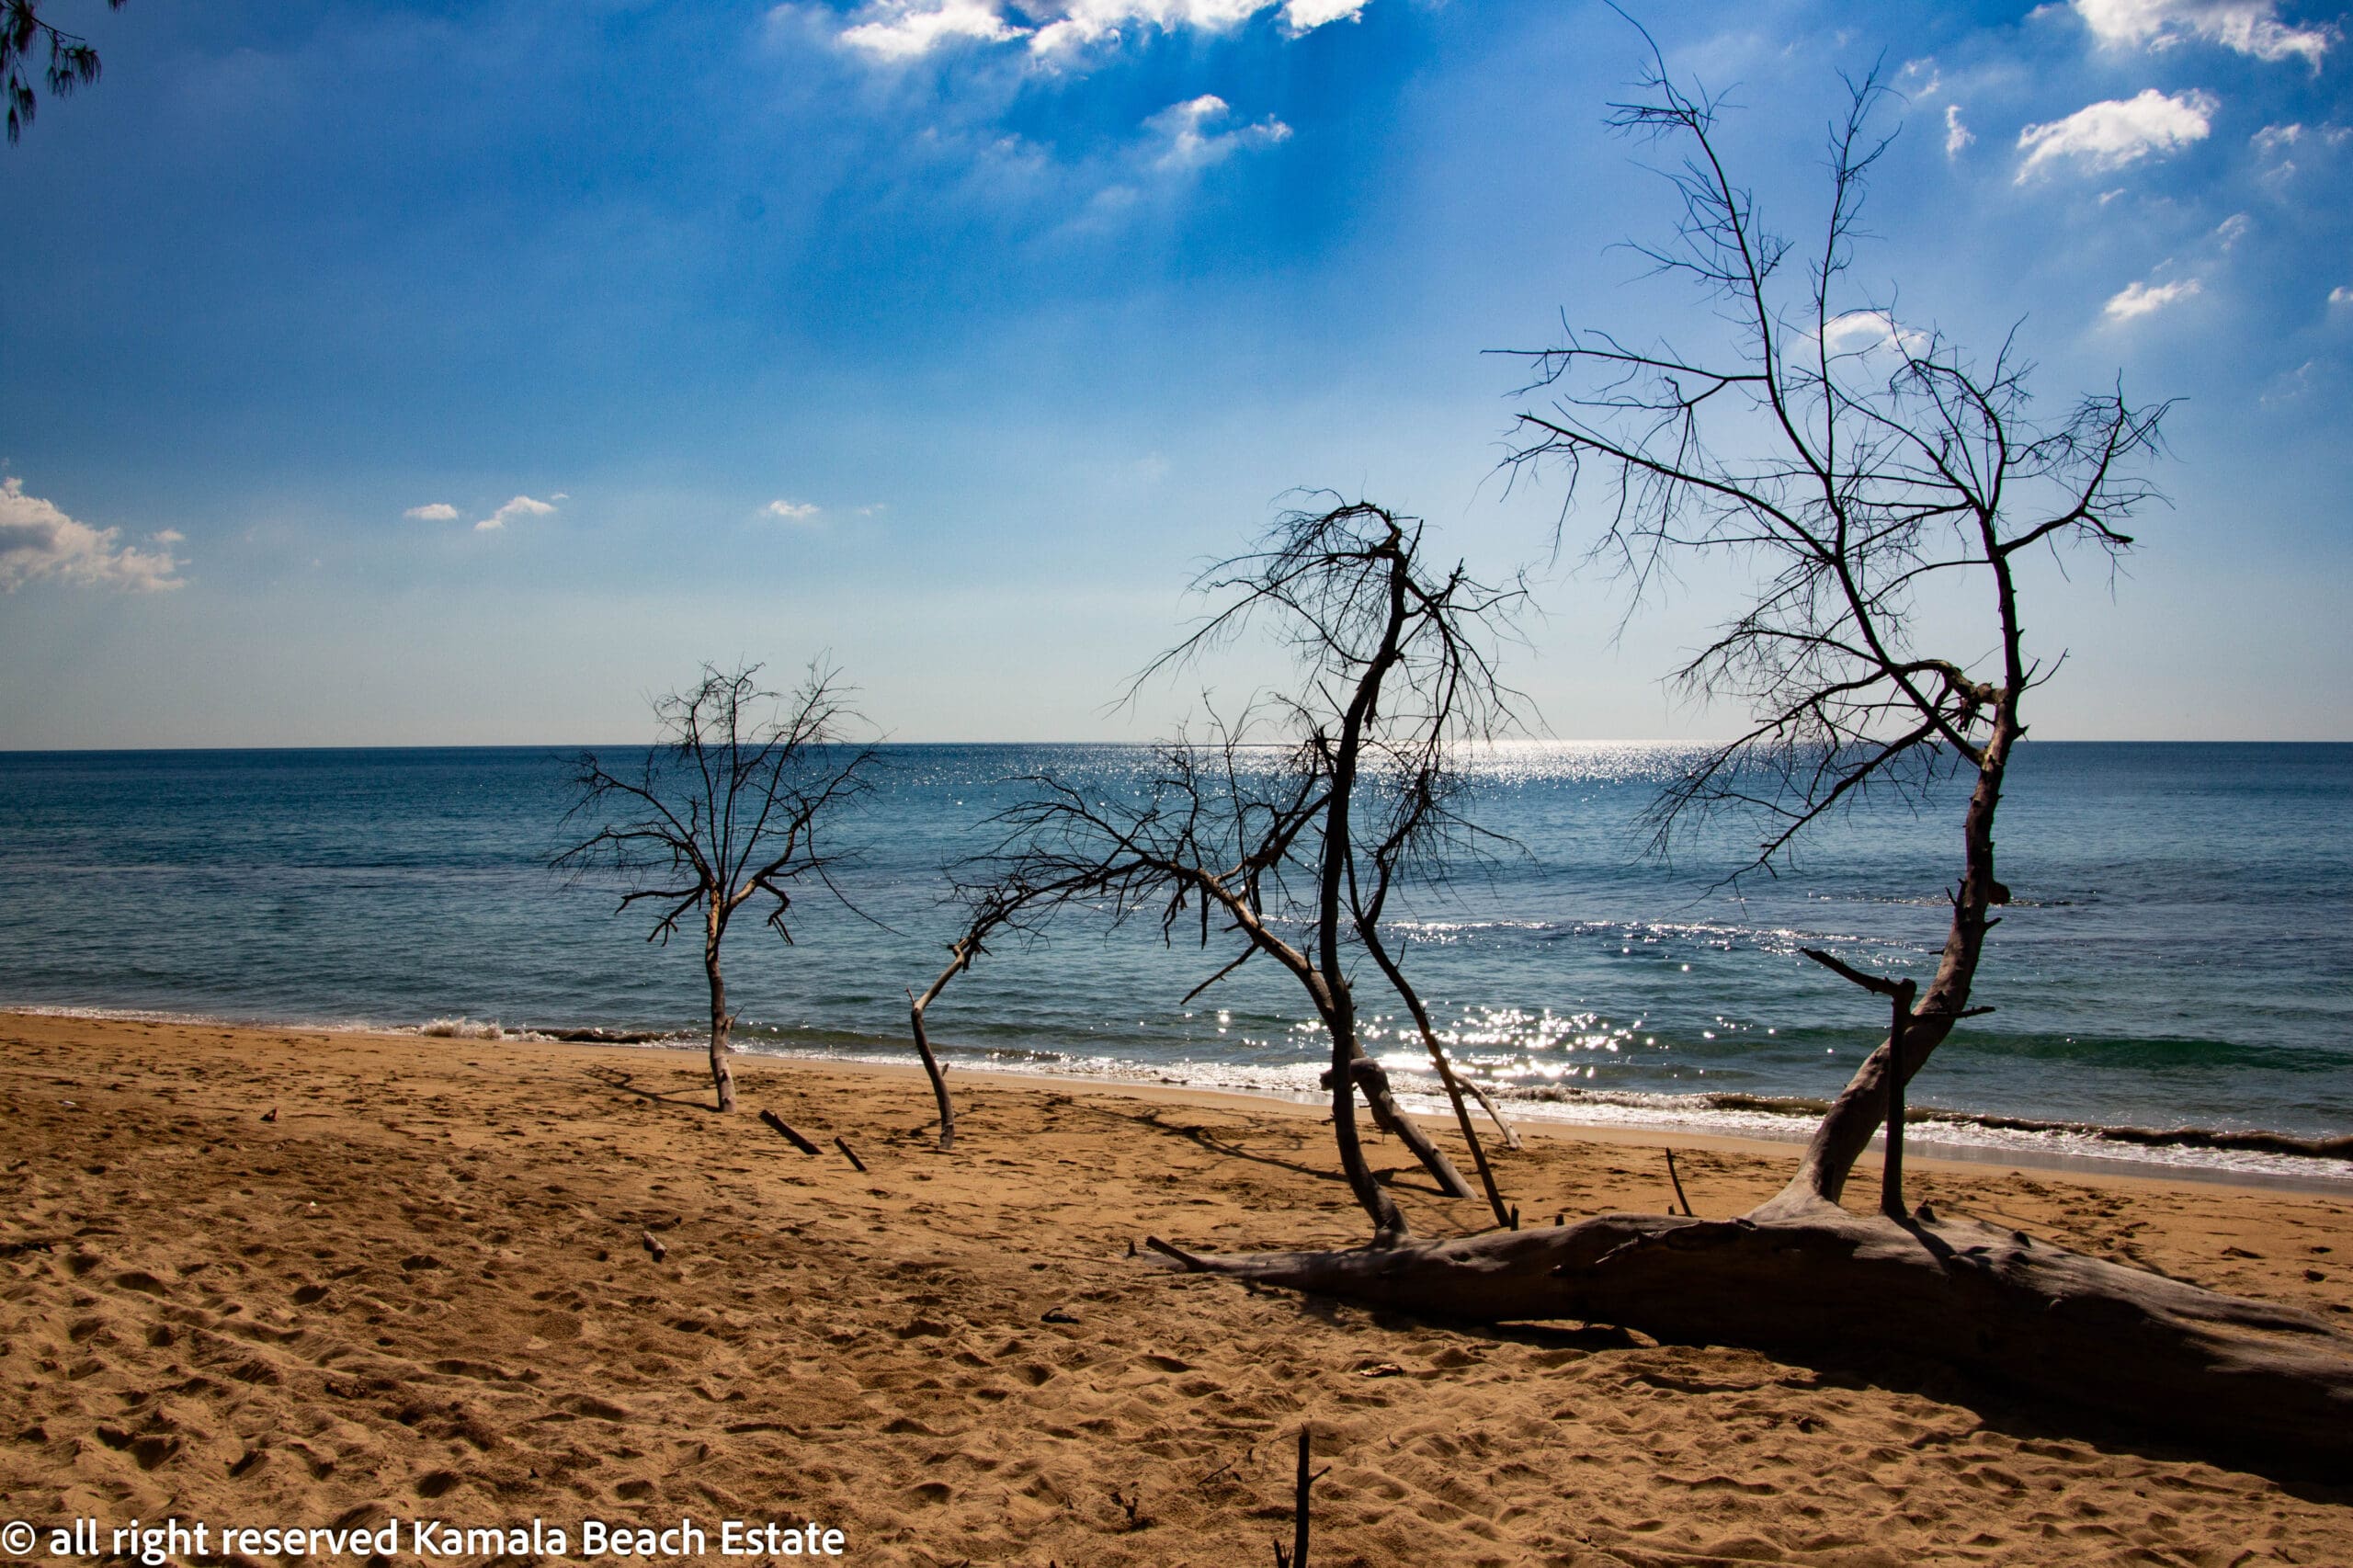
[1662,1147,1692,1218]
[759,1109,820,1157]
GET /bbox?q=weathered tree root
[1147,1200,2353,1469]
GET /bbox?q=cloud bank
[2074,0,2333,66]
[838,0,1027,59]
[0,478,184,593]
[833,0,1366,61]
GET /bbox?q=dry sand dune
[3,1011,2349,1566]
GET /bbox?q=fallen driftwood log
[1147,1198,2353,1469]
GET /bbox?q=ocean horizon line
[6,736,2353,756]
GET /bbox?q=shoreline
[11,1001,2351,1197]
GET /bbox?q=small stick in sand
[759,1109,820,1156]
[835,1136,867,1173]
[1273,1426,1328,1568]
[1664,1147,1694,1216]
[641,1230,667,1262]
[1196,1446,1254,1490]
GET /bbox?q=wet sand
[4,1010,2349,1565]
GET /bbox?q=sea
[2,742,2347,1187]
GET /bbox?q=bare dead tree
[1133,59,2353,1472]
[1498,51,2170,1218]
[963,499,1529,1241]
[553,661,878,1113]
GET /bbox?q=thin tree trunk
[705,933,736,1114]
[1357,924,1510,1225]
[1309,541,1416,1243]
[1881,992,1908,1221]
[907,939,973,1152]
[1347,1057,1479,1202]
[1459,1074,1522,1151]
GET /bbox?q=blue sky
[4,0,2348,744]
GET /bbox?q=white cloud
[2214,210,2251,247]
[1945,105,1976,157]
[0,478,184,593]
[2073,0,2333,66]
[837,0,1029,58]
[2016,88,2218,181]
[2331,285,2353,304]
[2103,277,2203,319]
[831,0,1364,61]
[1032,1,1280,53]
[2253,120,2303,153]
[404,502,460,521]
[1148,94,1291,170]
[1279,0,1367,28]
[764,498,821,520]
[474,494,557,532]
[153,528,185,544]
[1819,310,1927,355]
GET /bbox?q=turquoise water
[1,742,2347,1178]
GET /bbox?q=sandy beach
[4,1010,2349,1566]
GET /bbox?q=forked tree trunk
[1310,540,1416,1244]
[1756,706,2018,1219]
[705,931,736,1114]
[1315,976,1407,1241]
